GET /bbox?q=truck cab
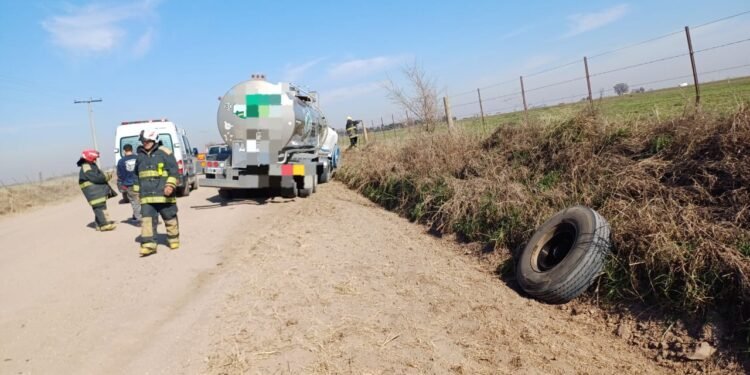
[206,144,231,161]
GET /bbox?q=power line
[450,77,517,97]
[483,90,522,102]
[525,76,586,92]
[480,77,518,90]
[453,99,480,108]
[693,9,750,29]
[588,30,684,60]
[695,37,750,53]
[590,53,688,77]
[525,60,581,78]
[531,92,590,107]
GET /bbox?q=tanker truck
[200,74,341,199]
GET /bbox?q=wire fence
[363,10,750,136]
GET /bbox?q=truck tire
[281,186,297,199]
[516,206,611,304]
[218,188,233,200]
[298,188,312,198]
[177,184,190,197]
[298,181,313,198]
[191,177,199,191]
[319,164,331,184]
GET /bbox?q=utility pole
[74,98,103,151]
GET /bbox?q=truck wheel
[191,178,199,191]
[319,165,331,183]
[177,184,190,197]
[298,186,312,198]
[515,206,611,304]
[281,186,297,199]
[218,188,233,200]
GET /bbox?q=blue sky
[1,0,749,181]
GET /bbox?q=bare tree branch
[383,61,441,132]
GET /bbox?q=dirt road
[0,182,670,374]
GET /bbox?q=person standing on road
[77,149,117,232]
[345,116,361,149]
[134,129,181,256]
[117,144,141,225]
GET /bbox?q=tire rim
[531,221,578,272]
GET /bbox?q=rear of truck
[200,75,338,198]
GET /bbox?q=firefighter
[77,149,116,231]
[345,116,361,149]
[117,144,141,224]
[134,129,180,256]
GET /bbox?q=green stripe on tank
[246,94,281,106]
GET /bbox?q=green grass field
[353,76,750,145]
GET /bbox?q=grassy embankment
[337,77,750,343]
[0,175,79,216]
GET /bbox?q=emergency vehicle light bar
[120,118,169,125]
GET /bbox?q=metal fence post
[520,76,529,125]
[684,26,701,105]
[477,88,487,132]
[584,56,593,106]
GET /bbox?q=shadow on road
[190,188,296,210]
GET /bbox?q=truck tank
[201,75,340,198]
[217,74,326,166]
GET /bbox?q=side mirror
[192,148,198,155]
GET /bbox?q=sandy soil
[0,182,676,374]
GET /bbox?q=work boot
[97,222,117,232]
[168,240,180,250]
[140,242,157,257]
[140,247,156,257]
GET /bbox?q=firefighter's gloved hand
[164,185,174,196]
[105,171,114,181]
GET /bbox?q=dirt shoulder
[204,182,673,374]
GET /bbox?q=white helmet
[141,129,159,142]
[347,116,352,120]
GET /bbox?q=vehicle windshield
[208,146,227,154]
[120,134,173,157]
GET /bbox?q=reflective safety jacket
[77,159,110,206]
[134,144,179,204]
[345,119,360,138]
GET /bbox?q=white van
[114,119,199,197]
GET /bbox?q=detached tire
[516,205,611,304]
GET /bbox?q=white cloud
[41,0,159,55]
[283,57,326,82]
[499,25,533,41]
[321,82,384,104]
[328,55,406,80]
[132,28,154,58]
[564,4,629,38]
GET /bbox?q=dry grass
[0,175,80,216]
[337,103,750,342]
